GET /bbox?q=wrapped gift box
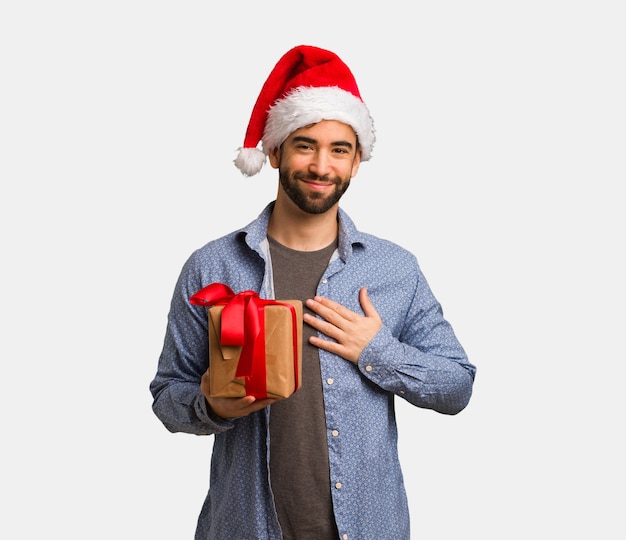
[190,283,302,399]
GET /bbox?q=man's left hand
[303,287,382,363]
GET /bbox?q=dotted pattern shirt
[150,202,477,540]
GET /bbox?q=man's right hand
[201,369,279,419]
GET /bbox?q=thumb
[359,287,381,321]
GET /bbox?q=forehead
[287,119,357,143]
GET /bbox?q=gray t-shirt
[268,235,339,540]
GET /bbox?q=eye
[295,142,313,151]
[331,146,352,156]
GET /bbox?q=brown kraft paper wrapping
[207,300,303,399]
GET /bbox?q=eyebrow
[291,136,354,151]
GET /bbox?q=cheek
[350,162,360,177]
[286,155,313,172]
[272,149,306,170]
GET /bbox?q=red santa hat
[234,45,375,176]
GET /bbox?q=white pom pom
[234,148,266,176]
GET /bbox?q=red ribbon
[189,283,299,398]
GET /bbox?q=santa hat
[234,45,375,176]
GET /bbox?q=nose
[308,150,332,177]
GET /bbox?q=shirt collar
[240,201,368,261]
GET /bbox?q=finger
[303,312,342,339]
[237,395,258,408]
[309,334,344,355]
[359,287,382,322]
[255,398,280,409]
[309,333,360,362]
[306,296,356,325]
[241,398,279,416]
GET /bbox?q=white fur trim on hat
[262,86,375,161]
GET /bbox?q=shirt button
[365,365,372,372]
[322,279,328,284]
[327,378,334,385]
[331,429,339,437]
[342,535,348,540]
[335,482,342,489]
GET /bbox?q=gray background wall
[2,1,624,538]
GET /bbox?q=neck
[267,197,339,252]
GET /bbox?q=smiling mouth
[299,174,333,184]
[303,180,334,193]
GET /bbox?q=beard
[278,167,351,215]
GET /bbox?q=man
[150,45,476,540]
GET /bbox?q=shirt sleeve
[357,270,476,415]
[149,254,235,435]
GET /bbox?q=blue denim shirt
[150,202,476,540]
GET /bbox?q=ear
[351,148,362,177]
[268,147,280,169]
